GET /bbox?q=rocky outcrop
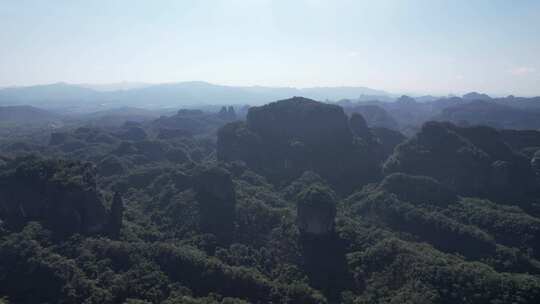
[295,183,350,297]
[247,97,352,149]
[296,185,336,236]
[218,106,237,121]
[194,166,236,241]
[0,158,110,236]
[108,192,124,239]
[217,97,381,193]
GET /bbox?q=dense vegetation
[1,96,540,303]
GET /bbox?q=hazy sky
[1,0,539,96]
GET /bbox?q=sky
[1,0,539,96]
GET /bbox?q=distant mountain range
[0,81,389,112]
[340,92,540,133]
[435,100,540,130]
[2,82,540,132]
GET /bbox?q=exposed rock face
[379,173,457,207]
[297,183,350,297]
[297,185,336,236]
[349,113,372,141]
[0,158,109,236]
[218,106,237,121]
[194,166,236,241]
[108,192,124,238]
[218,97,381,193]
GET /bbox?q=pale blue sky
[1,0,539,95]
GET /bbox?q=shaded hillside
[0,105,63,126]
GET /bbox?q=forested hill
[1,97,540,303]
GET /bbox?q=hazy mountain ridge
[0,82,390,110]
[3,85,540,135]
[434,100,540,129]
[342,93,540,132]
